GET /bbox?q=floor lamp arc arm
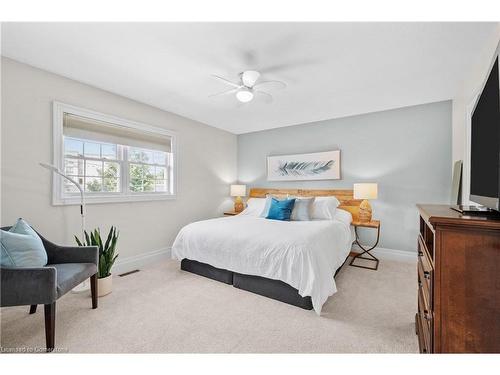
[54,170,86,240]
[39,162,89,293]
[39,163,86,240]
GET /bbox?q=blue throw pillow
[266,198,296,221]
[0,218,47,267]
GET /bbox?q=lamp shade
[230,184,246,197]
[353,183,378,200]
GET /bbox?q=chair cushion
[0,218,47,267]
[47,263,97,297]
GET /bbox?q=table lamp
[353,183,378,222]
[230,184,246,213]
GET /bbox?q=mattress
[171,211,353,314]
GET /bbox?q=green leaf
[82,226,120,278]
[96,230,103,253]
[76,226,118,277]
[75,235,83,247]
[104,226,113,251]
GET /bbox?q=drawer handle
[418,281,423,288]
[423,312,431,321]
[423,271,431,279]
[418,251,424,257]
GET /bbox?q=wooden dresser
[416,204,500,353]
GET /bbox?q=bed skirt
[180,258,233,284]
[232,272,313,310]
[180,257,348,310]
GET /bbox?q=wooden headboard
[249,188,362,221]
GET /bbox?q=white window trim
[52,101,177,205]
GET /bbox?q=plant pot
[98,275,113,297]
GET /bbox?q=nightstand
[223,211,239,216]
[350,220,380,270]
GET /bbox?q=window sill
[53,193,176,206]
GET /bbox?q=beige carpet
[1,257,418,353]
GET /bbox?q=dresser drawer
[417,287,433,352]
[415,312,431,353]
[417,234,433,267]
[418,273,431,314]
[418,256,433,309]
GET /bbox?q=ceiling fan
[210,70,286,103]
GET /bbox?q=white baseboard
[351,245,416,263]
[112,247,171,275]
[111,244,414,275]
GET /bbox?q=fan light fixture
[241,70,260,87]
[210,70,285,104]
[236,88,254,103]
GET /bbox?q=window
[53,102,176,205]
[128,147,168,193]
[64,138,121,193]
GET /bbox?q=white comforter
[171,214,353,314]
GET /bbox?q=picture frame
[267,150,341,181]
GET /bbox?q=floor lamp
[40,162,89,293]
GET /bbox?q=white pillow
[239,198,266,217]
[259,195,273,217]
[311,196,340,220]
[334,208,353,226]
[288,196,315,221]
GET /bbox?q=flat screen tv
[470,55,500,211]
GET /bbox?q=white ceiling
[2,22,498,134]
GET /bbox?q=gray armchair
[0,227,99,352]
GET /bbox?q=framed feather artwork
[267,150,341,181]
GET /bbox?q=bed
[171,188,361,314]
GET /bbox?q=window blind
[63,113,172,153]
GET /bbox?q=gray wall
[1,58,237,264]
[238,101,452,252]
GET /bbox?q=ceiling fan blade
[253,80,287,91]
[209,87,239,98]
[212,74,242,88]
[255,90,274,104]
[260,58,318,74]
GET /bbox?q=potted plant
[75,227,119,297]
